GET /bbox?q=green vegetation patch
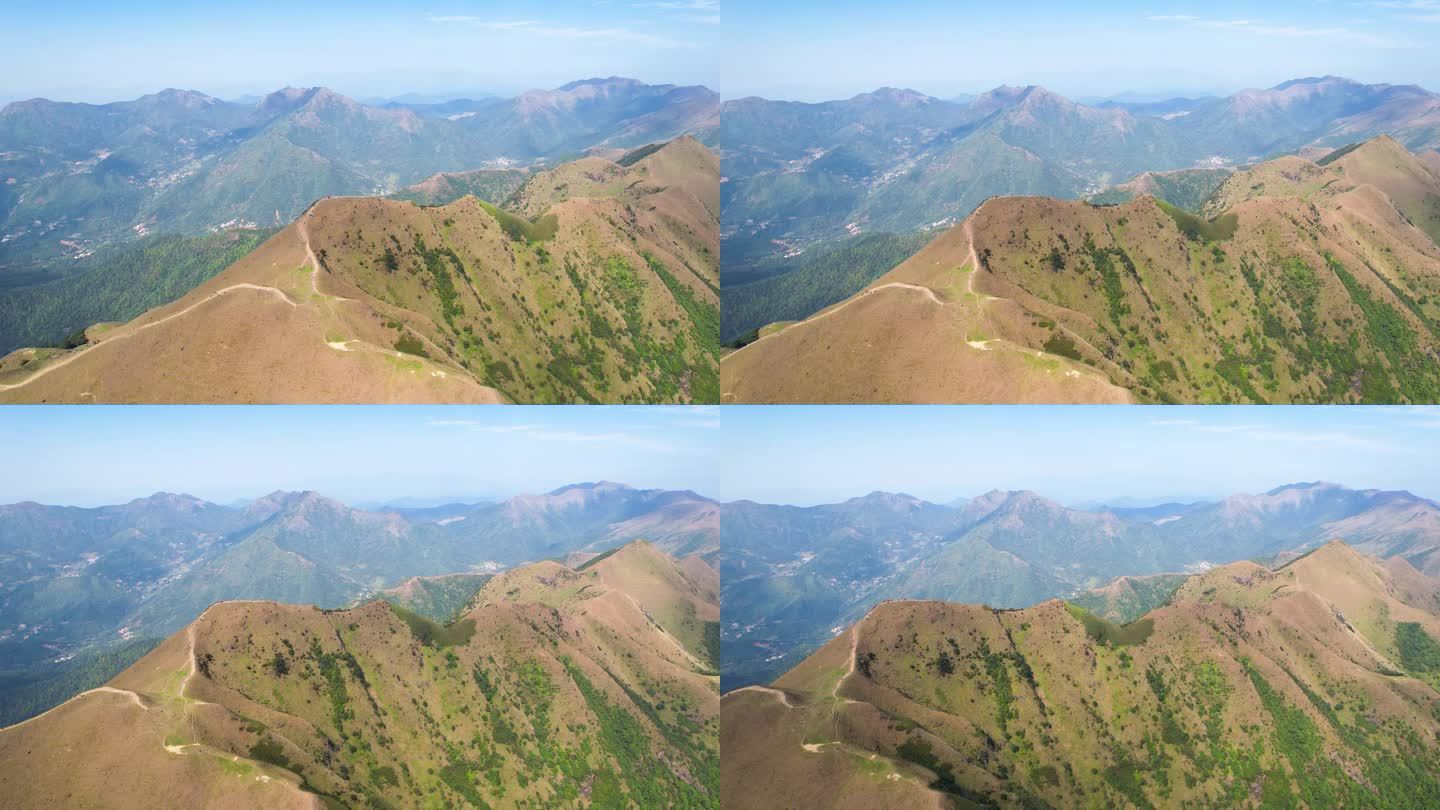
[0,229,276,355]
[1156,199,1238,242]
[393,332,429,358]
[1064,603,1154,647]
[249,736,292,770]
[387,603,476,648]
[1397,622,1440,673]
[1042,331,1083,361]
[720,231,932,343]
[0,637,162,727]
[1316,142,1364,167]
[477,201,557,243]
[1326,253,1439,402]
[563,658,718,807]
[616,142,666,167]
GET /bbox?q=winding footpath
[0,685,153,732]
[723,216,1117,395]
[0,284,297,393]
[2,211,485,397]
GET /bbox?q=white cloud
[1148,419,1389,449]
[1146,13,1414,46]
[425,419,661,446]
[635,0,719,9]
[425,15,694,48]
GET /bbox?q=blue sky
[0,0,718,104]
[723,0,1440,101]
[717,406,1440,507]
[0,406,720,506]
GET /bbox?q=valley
[722,135,1440,403]
[0,541,719,808]
[0,78,718,286]
[725,539,1440,801]
[720,482,1440,691]
[0,482,719,727]
[720,76,1440,367]
[723,541,1440,808]
[0,137,720,403]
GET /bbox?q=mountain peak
[256,86,318,115]
[844,491,924,509]
[851,87,935,106]
[254,86,360,117]
[556,76,644,92]
[138,88,220,107]
[1264,481,1342,496]
[1270,75,1357,91]
[547,480,631,496]
[126,491,209,509]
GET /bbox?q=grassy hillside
[724,542,1440,808]
[721,231,932,344]
[0,139,719,404]
[0,545,720,808]
[0,80,718,284]
[374,573,492,623]
[1087,167,1235,211]
[387,168,530,208]
[723,137,1440,404]
[0,229,274,354]
[1070,573,1189,623]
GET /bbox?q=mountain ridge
[0,541,719,807]
[723,539,1440,808]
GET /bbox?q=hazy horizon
[0,0,718,105]
[723,0,1440,102]
[719,73,1434,105]
[715,406,1440,506]
[0,406,720,506]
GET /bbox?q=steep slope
[1087,167,1235,211]
[0,483,720,725]
[725,542,1440,808]
[1069,572,1189,623]
[0,138,719,403]
[0,79,718,281]
[386,168,530,207]
[0,543,719,808]
[724,136,1440,404]
[719,483,1440,691]
[720,76,1440,337]
[373,573,493,623]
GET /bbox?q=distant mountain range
[0,481,718,726]
[721,482,1440,689]
[0,136,720,403]
[0,77,719,285]
[1,541,719,808]
[722,134,1440,404]
[720,75,1440,342]
[723,540,1440,808]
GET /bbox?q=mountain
[386,167,530,208]
[720,77,1440,343]
[1068,572,1189,623]
[0,137,719,403]
[372,572,493,623]
[1086,166,1235,210]
[0,483,720,726]
[719,483,1440,690]
[722,135,1440,404]
[723,541,1440,808]
[0,78,718,285]
[0,543,719,808]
